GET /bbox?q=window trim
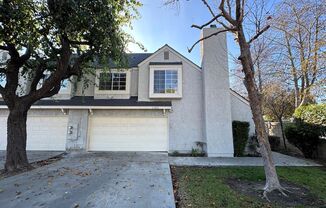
[149,65,182,98]
[95,69,130,95]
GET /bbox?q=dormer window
[149,64,182,98]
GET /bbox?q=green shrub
[285,121,321,158]
[294,104,326,125]
[191,148,203,157]
[232,121,250,157]
[268,136,281,151]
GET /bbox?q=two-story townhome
[0,27,255,157]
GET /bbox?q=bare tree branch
[218,0,237,25]
[248,25,270,44]
[188,29,230,52]
[192,14,223,29]
[198,0,234,30]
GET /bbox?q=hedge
[285,121,321,158]
[232,121,250,157]
[294,104,326,125]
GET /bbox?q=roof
[138,44,202,71]
[108,53,153,68]
[0,96,172,108]
[230,88,250,105]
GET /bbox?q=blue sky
[126,0,239,67]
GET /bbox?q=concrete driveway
[0,152,175,208]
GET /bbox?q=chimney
[201,27,234,157]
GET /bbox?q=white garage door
[0,116,68,151]
[88,117,168,151]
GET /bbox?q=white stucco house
[0,27,254,157]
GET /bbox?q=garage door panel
[0,116,68,151]
[89,117,168,151]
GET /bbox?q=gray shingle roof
[0,96,171,107]
[108,53,153,68]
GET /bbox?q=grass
[173,166,326,208]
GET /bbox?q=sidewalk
[169,152,322,167]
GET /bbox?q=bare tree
[273,0,326,108]
[167,0,288,198]
[263,83,295,150]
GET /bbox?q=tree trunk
[4,108,31,172]
[279,118,287,150]
[237,27,282,194]
[246,84,282,192]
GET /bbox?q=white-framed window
[95,69,130,95]
[99,72,126,91]
[149,65,182,98]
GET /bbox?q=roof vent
[164,51,169,60]
[210,24,217,28]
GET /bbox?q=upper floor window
[149,65,182,98]
[95,69,130,96]
[99,72,126,91]
[154,70,178,94]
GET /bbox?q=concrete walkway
[169,152,322,167]
[0,151,64,168]
[0,152,175,208]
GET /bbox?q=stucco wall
[130,68,139,97]
[137,47,205,153]
[230,92,255,135]
[201,28,234,157]
[66,109,89,150]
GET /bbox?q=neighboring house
[0,27,255,157]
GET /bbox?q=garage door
[0,116,68,151]
[88,117,168,151]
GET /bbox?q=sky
[126,0,240,67]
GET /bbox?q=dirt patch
[226,178,326,207]
[0,153,65,179]
[170,166,181,208]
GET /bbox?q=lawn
[172,166,326,208]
